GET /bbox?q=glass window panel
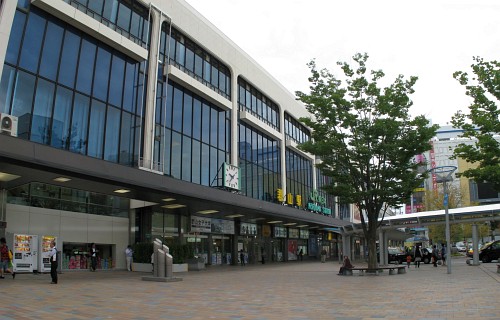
[170,132,181,179]
[191,140,200,184]
[116,3,132,33]
[102,0,119,24]
[51,86,73,149]
[88,1,103,15]
[122,61,137,113]
[181,137,191,181]
[210,108,217,147]
[185,48,194,72]
[0,66,16,114]
[130,11,141,39]
[93,47,111,102]
[194,53,203,78]
[175,41,185,66]
[104,105,120,162]
[211,66,218,88]
[19,12,45,73]
[203,60,211,83]
[58,30,80,88]
[5,12,26,65]
[70,93,89,154]
[119,112,133,165]
[201,143,209,186]
[76,39,96,95]
[219,72,226,96]
[210,146,218,186]
[31,79,55,144]
[182,94,192,136]
[162,128,171,176]
[11,71,36,139]
[192,98,201,140]
[168,36,176,63]
[108,55,125,107]
[172,86,183,132]
[87,99,106,159]
[39,21,64,81]
[165,83,173,128]
[201,102,210,144]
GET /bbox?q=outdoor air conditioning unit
[0,113,18,137]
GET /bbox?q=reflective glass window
[162,128,171,176]
[194,53,203,78]
[93,47,111,102]
[19,12,45,73]
[175,42,185,66]
[108,55,125,107]
[88,1,103,15]
[210,108,217,146]
[185,48,194,72]
[181,137,191,181]
[182,94,192,136]
[192,98,201,140]
[170,132,181,179]
[58,30,80,88]
[76,39,96,95]
[203,60,211,83]
[5,12,26,65]
[119,112,134,165]
[104,105,120,162]
[51,85,73,149]
[191,140,200,184]
[201,143,209,186]
[39,21,64,81]
[102,0,119,24]
[116,3,131,32]
[0,66,16,114]
[172,87,183,132]
[70,93,89,154]
[87,100,106,158]
[201,102,210,144]
[123,61,138,113]
[31,79,55,144]
[11,71,36,139]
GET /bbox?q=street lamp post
[429,166,457,274]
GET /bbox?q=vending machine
[6,233,39,273]
[39,235,58,273]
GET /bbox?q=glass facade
[1,7,144,165]
[62,0,150,48]
[238,122,281,202]
[7,182,129,217]
[316,168,335,216]
[238,78,280,131]
[285,112,310,144]
[160,25,231,100]
[285,149,313,209]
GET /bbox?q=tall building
[0,0,348,271]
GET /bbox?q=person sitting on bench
[338,255,354,275]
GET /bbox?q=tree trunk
[366,225,378,269]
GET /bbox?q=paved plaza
[1,256,498,319]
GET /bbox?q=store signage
[276,188,284,202]
[211,219,235,234]
[240,223,257,235]
[274,226,287,238]
[307,189,332,215]
[288,228,299,238]
[190,216,211,233]
[300,229,309,239]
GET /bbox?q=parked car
[478,240,500,263]
[387,248,407,264]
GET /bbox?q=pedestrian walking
[414,245,423,268]
[298,249,303,261]
[432,245,439,267]
[239,249,245,266]
[320,249,327,263]
[406,253,412,268]
[125,245,133,271]
[89,243,97,272]
[0,237,14,279]
[49,240,58,284]
[441,244,447,266]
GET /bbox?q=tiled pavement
[0,256,498,319]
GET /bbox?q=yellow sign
[276,189,283,202]
[296,195,302,207]
[286,193,293,205]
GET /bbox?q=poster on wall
[288,228,299,238]
[288,239,298,260]
[190,216,211,233]
[240,223,257,235]
[211,219,235,234]
[300,229,309,239]
[308,234,318,256]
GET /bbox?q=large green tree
[451,57,500,190]
[296,53,438,268]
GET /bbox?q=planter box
[132,262,152,273]
[173,263,188,273]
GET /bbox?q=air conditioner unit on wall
[0,113,18,137]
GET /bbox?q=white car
[456,244,466,252]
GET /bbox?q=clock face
[224,163,239,190]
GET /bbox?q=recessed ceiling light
[197,209,219,214]
[251,218,266,222]
[162,204,186,209]
[267,221,282,224]
[0,172,20,182]
[53,177,71,182]
[114,189,131,194]
[296,225,309,228]
[308,226,318,229]
[162,198,176,202]
[225,214,244,218]
[283,223,297,226]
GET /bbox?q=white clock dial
[224,163,239,190]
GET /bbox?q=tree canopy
[296,53,438,268]
[451,57,500,191]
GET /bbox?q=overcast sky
[185,0,499,126]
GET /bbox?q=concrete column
[0,0,17,82]
[472,224,480,266]
[378,230,386,266]
[342,234,351,260]
[230,74,238,165]
[279,108,287,196]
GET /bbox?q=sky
[184,0,499,126]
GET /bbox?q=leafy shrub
[132,242,153,263]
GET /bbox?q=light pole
[429,166,457,274]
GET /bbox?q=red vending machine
[6,233,39,273]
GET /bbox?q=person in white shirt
[49,241,58,284]
[125,245,133,271]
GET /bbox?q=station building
[0,0,351,271]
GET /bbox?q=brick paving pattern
[1,256,498,319]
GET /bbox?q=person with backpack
[0,237,14,279]
[49,240,58,284]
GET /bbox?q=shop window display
[62,243,114,270]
